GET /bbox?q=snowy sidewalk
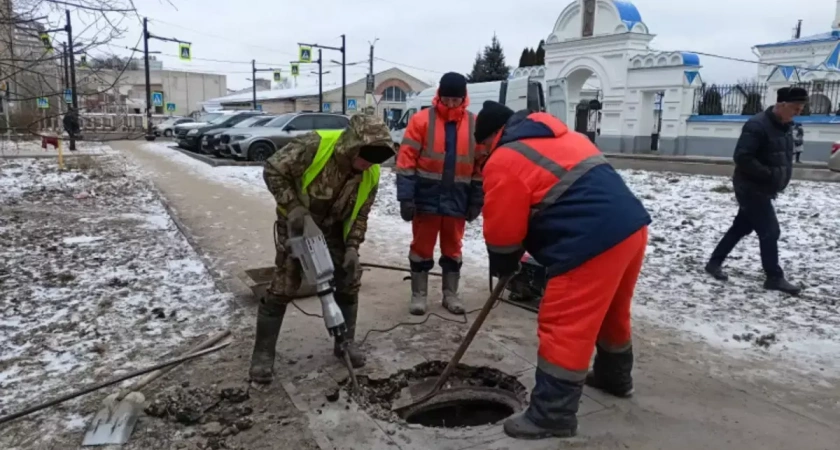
[0,151,231,448]
[107,141,840,450]
[132,141,840,379]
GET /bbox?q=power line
[669,49,840,75]
[145,16,298,58]
[374,57,444,74]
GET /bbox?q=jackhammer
[287,215,360,392]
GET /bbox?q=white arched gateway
[512,0,702,153]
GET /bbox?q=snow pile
[136,143,840,376]
[0,154,230,435]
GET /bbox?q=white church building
[510,0,840,161]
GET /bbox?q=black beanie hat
[438,72,467,98]
[358,145,395,164]
[474,100,515,143]
[786,87,808,103]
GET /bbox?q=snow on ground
[0,138,114,157]
[137,142,840,377]
[0,149,230,441]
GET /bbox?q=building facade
[204,67,430,120]
[506,0,840,162]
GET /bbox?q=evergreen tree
[698,85,723,115]
[527,48,537,66]
[480,34,511,82]
[518,48,532,68]
[535,40,546,66]
[467,51,486,83]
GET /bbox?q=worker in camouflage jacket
[250,114,396,384]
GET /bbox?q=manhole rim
[398,386,523,428]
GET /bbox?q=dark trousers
[710,190,783,279]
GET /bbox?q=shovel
[393,275,512,414]
[81,330,232,446]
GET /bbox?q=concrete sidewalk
[116,141,840,450]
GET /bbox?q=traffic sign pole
[65,9,78,151]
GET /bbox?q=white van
[389,77,545,146]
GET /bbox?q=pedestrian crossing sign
[323,102,330,112]
[152,91,164,107]
[179,43,192,61]
[273,70,283,82]
[299,46,312,63]
[291,63,299,77]
[37,97,49,109]
[166,102,176,112]
[347,99,357,111]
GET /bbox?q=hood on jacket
[496,111,569,148]
[432,93,471,122]
[332,114,394,168]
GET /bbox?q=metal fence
[692,80,840,116]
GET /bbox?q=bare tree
[0,0,142,138]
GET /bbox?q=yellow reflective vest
[280,129,380,241]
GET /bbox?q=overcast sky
[85,0,836,91]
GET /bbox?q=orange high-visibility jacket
[395,95,483,217]
[482,111,651,277]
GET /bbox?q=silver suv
[222,112,350,161]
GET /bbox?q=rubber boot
[409,271,429,316]
[441,272,465,314]
[585,344,634,398]
[248,294,287,384]
[334,293,366,368]
[504,368,581,439]
[764,277,802,296]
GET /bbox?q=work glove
[488,248,524,278]
[343,248,361,282]
[399,201,415,222]
[466,205,482,222]
[287,206,311,235]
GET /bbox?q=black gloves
[488,248,525,278]
[400,201,415,222]
[466,205,482,222]
[287,206,310,235]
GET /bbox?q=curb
[169,146,263,167]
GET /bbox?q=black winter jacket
[732,107,794,198]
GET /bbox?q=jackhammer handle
[426,275,513,397]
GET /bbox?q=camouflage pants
[268,218,362,302]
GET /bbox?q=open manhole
[343,361,526,428]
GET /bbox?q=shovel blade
[82,393,144,446]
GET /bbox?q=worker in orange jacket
[473,101,651,439]
[395,72,484,315]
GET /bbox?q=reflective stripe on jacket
[278,129,380,241]
[395,96,483,217]
[482,111,651,277]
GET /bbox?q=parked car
[200,115,276,157]
[223,112,350,161]
[177,110,264,151]
[830,141,840,172]
[154,116,195,137]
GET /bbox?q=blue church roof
[681,52,701,66]
[612,0,643,30]
[755,31,840,49]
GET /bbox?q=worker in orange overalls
[473,101,652,439]
[395,72,484,316]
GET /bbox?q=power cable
[665,48,840,75]
[287,269,506,347]
[374,57,445,74]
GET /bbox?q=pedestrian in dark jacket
[705,86,807,295]
[63,107,80,138]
